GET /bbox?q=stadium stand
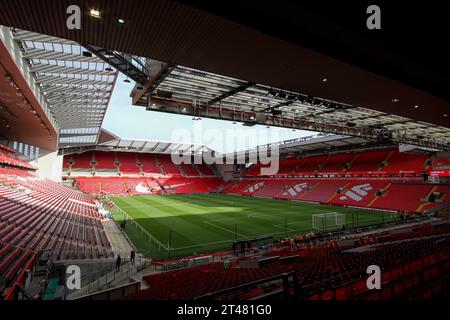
[319,153,355,173]
[383,151,428,174]
[138,154,163,175]
[299,180,345,203]
[196,163,215,176]
[0,144,35,171]
[296,155,329,175]
[332,180,391,207]
[122,222,450,300]
[66,152,215,178]
[70,153,94,170]
[0,168,112,297]
[221,181,255,195]
[93,151,117,170]
[117,153,140,174]
[99,179,126,195]
[157,155,182,176]
[252,180,295,198]
[159,177,222,194]
[242,149,429,178]
[274,180,312,200]
[370,184,435,213]
[180,164,200,177]
[218,177,446,214]
[75,177,160,196]
[346,150,391,173]
[61,147,445,215]
[418,185,450,212]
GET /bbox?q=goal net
[312,212,345,232]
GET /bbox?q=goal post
[312,212,346,232]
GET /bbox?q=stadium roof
[59,131,215,156]
[99,138,214,155]
[140,63,450,151]
[228,133,376,159]
[1,1,448,129]
[12,29,118,146]
[1,2,449,151]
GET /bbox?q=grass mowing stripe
[132,196,239,244]
[111,194,401,259]
[203,220,248,238]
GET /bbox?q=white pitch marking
[203,220,247,238]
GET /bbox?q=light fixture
[444,114,448,117]
[322,78,328,82]
[414,105,419,109]
[89,9,101,19]
[392,98,399,103]
[117,18,126,24]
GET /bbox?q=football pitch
[110,194,400,259]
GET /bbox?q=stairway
[177,165,187,177]
[209,164,222,178]
[327,182,351,203]
[155,159,166,175]
[378,150,393,170]
[297,181,321,200]
[317,155,331,172]
[114,153,121,174]
[345,154,359,171]
[416,186,438,212]
[135,155,144,175]
[192,164,204,177]
[368,183,391,207]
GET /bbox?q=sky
[102,74,316,153]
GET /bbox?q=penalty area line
[203,220,248,238]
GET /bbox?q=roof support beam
[23,48,103,63]
[36,75,113,87]
[30,63,115,76]
[208,82,255,105]
[144,98,450,151]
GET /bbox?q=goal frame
[312,212,345,232]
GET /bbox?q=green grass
[110,194,400,259]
